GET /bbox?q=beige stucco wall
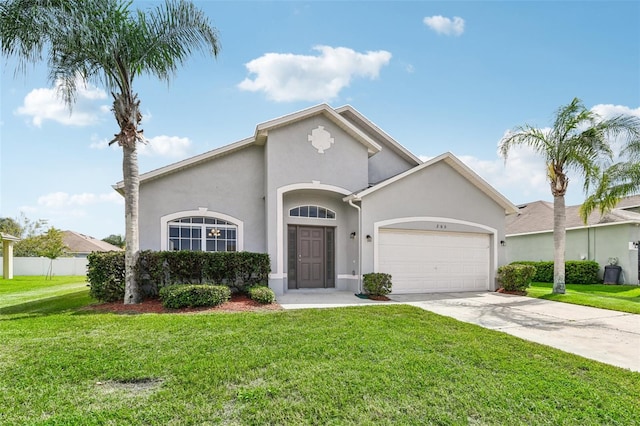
[263,115,371,293]
[138,144,267,253]
[359,161,509,289]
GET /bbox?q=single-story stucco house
[115,104,517,295]
[62,230,123,257]
[506,195,640,285]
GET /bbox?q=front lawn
[0,276,92,316]
[0,295,638,423]
[527,282,640,314]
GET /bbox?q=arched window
[167,216,237,252]
[289,205,336,219]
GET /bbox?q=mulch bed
[84,293,283,314]
[368,295,391,301]
[495,288,527,296]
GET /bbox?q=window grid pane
[288,205,336,220]
[168,217,237,252]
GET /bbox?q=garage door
[378,229,490,293]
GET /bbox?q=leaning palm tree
[499,98,639,294]
[0,0,220,303]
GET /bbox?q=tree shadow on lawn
[0,290,95,320]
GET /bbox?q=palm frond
[131,0,220,83]
[580,162,640,222]
[498,125,551,161]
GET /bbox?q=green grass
[0,276,93,317]
[527,282,640,314]
[0,278,638,424]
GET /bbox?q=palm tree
[499,98,639,294]
[580,138,640,221]
[1,0,220,303]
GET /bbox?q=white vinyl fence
[0,257,88,276]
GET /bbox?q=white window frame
[289,205,336,219]
[160,209,244,251]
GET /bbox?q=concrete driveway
[278,290,640,372]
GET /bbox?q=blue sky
[1,1,639,239]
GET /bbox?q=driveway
[278,290,640,372]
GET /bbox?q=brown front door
[288,225,335,289]
[298,227,325,288]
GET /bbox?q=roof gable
[347,152,518,214]
[254,103,382,155]
[115,104,385,192]
[334,105,421,166]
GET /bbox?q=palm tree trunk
[553,195,566,294]
[123,143,141,304]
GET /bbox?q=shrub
[248,286,276,304]
[510,260,600,284]
[87,251,270,302]
[511,261,553,282]
[566,261,599,284]
[136,251,271,294]
[497,264,537,292]
[363,273,392,296]
[159,284,231,309]
[87,251,125,302]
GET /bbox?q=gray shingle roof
[506,195,640,235]
[62,231,123,254]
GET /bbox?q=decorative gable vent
[308,125,334,154]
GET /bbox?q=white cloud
[88,134,113,150]
[89,133,191,158]
[591,104,640,120]
[238,45,392,102]
[141,109,153,124]
[419,144,592,206]
[37,191,122,208]
[423,15,465,36]
[590,104,640,157]
[15,77,109,127]
[138,135,192,158]
[460,147,549,201]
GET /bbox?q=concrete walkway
[277,290,640,372]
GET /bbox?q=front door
[298,227,325,288]
[287,226,335,289]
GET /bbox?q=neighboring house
[115,104,517,295]
[506,195,640,285]
[62,230,123,257]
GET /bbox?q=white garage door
[378,229,490,293]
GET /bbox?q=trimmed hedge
[566,261,600,284]
[363,273,392,297]
[497,264,536,292]
[512,261,553,283]
[87,251,126,302]
[88,250,271,302]
[510,260,600,284]
[159,284,231,309]
[248,286,276,304]
[137,251,270,294]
